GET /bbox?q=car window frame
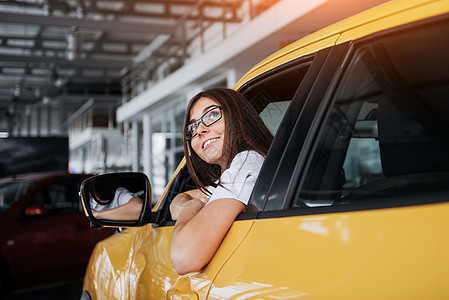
[247,43,350,215]
[238,48,331,218]
[258,13,449,219]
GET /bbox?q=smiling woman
[169,87,273,274]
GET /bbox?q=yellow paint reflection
[210,281,308,299]
[299,218,329,236]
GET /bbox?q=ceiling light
[14,84,21,97]
[42,96,50,105]
[66,27,79,61]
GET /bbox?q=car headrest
[377,97,449,177]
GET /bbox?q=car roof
[235,0,449,90]
[0,171,91,182]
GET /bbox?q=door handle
[166,276,199,300]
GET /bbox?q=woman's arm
[92,197,143,221]
[170,198,245,275]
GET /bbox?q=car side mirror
[80,172,159,228]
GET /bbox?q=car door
[129,49,331,299]
[208,14,449,299]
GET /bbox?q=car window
[240,57,313,135]
[292,18,449,209]
[241,54,326,213]
[259,100,291,136]
[0,181,34,213]
[31,178,83,215]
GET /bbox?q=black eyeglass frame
[185,106,222,140]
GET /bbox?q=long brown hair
[183,87,273,194]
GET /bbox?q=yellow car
[79,0,449,299]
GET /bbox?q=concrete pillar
[132,120,141,172]
[36,106,41,136]
[47,106,51,136]
[143,113,152,182]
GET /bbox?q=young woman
[170,87,273,274]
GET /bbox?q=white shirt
[91,187,137,211]
[207,150,264,205]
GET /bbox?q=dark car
[0,172,114,296]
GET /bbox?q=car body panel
[83,219,255,299]
[336,0,449,44]
[82,228,140,299]
[210,202,449,299]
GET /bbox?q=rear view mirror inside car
[80,172,154,228]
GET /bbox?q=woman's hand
[92,209,100,219]
[171,197,207,221]
[170,192,208,221]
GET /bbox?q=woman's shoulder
[230,150,265,169]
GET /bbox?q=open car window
[240,57,313,136]
[154,165,195,226]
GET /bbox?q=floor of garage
[5,278,83,300]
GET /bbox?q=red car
[0,172,114,296]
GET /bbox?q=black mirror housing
[80,172,157,228]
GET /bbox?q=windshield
[0,181,35,213]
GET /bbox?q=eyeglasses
[185,106,222,140]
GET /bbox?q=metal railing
[65,98,118,137]
[121,0,280,104]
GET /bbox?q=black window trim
[238,53,314,96]
[250,42,350,215]
[258,191,449,219]
[237,49,331,219]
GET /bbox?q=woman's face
[189,97,226,168]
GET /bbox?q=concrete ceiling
[0,0,253,112]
